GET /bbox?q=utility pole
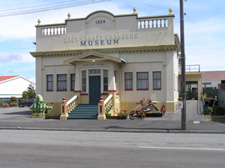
[180,0,186,130]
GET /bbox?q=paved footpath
[0,102,225,133]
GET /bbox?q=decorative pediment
[63,50,124,65]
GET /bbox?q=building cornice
[30,44,178,58]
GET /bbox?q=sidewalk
[0,105,225,133]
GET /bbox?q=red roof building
[0,76,19,82]
[202,71,225,89]
[0,75,35,99]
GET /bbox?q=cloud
[0,53,22,62]
[0,52,35,63]
[20,53,35,63]
[0,1,131,41]
[185,18,225,36]
[181,16,225,71]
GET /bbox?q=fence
[204,88,225,108]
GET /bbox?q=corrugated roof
[0,75,19,82]
[202,71,225,80]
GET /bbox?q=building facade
[31,9,180,116]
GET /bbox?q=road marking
[193,121,200,124]
[139,146,225,151]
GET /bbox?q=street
[0,130,225,168]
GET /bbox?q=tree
[22,84,36,101]
[27,84,36,99]
[22,91,29,101]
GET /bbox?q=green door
[89,76,101,105]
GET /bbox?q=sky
[0,0,225,83]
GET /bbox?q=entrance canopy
[63,50,127,65]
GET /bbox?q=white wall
[0,77,35,98]
[36,11,174,52]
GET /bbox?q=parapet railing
[41,26,66,36]
[137,16,171,29]
[186,64,201,72]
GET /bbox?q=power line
[0,0,111,17]
[0,0,82,12]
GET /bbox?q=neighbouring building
[178,65,202,100]
[202,71,225,90]
[30,8,180,119]
[0,75,36,104]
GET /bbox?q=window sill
[125,89,133,91]
[57,90,67,92]
[153,89,161,91]
[137,89,149,91]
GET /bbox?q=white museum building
[31,8,180,119]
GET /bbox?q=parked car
[19,98,35,107]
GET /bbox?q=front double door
[89,76,101,105]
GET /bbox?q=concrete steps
[67,105,98,120]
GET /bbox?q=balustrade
[138,18,168,29]
[41,26,66,36]
[104,94,113,113]
[67,95,78,113]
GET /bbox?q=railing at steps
[98,94,113,120]
[67,95,78,113]
[60,94,79,120]
[104,94,113,113]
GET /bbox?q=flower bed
[2,103,10,108]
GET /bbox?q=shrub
[105,112,111,117]
[8,97,18,107]
[2,103,10,108]
[117,112,128,119]
[214,106,225,116]
[9,102,18,107]
[0,99,3,107]
[204,106,212,115]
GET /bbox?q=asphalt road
[0,130,225,168]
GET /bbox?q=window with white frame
[137,72,149,90]
[71,74,75,91]
[153,71,161,90]
[125,72,133,90]
[103,70,108,92]
[82,70,86,92]
[57,74,67,91]
[47,74,53,91]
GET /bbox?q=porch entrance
[89,76,101,105]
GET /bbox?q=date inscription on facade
[96,20,105,24]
